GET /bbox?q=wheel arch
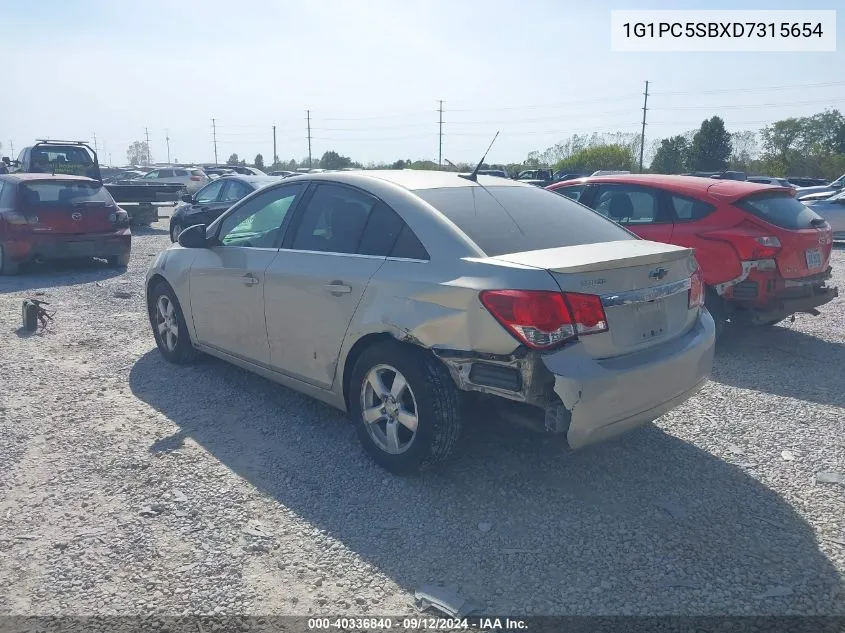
[341,332,422,411]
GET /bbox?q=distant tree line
[123,108,845,179]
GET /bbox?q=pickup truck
[3,140,182,225]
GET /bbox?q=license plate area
[805,248,822,269]
[65,241,95,256]
[634,299,667,340]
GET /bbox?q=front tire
[170,222,183,243]
[349,341,462,475]
[148,281,199,365]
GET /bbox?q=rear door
[18,180,116,235]
[583,183,675,244]
[264,183,389,388]
[734,190,833,278]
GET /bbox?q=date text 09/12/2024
[307,617,529,630]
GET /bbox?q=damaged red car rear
[0,173,131,275]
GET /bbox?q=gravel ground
[0,212,844,617]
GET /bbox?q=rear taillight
[2,211,29,226]
[689,269,704,309]
[479,289,608,350]
[110,208,130,228]
[190,175,202,181]
[700,224,782,260]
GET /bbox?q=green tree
[687,116,732,171]
[226,153,239,166]
[649,135,689,174]
[127,141,152,166]
[319,150,352,170]
[254,154,265,170]
[760,118,803,174]
[729,131,758,171]
[553,144,635,174]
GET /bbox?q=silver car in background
[804,189,845,240]
[145,171,715,474]
[134,166,210,193]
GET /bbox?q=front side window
[553,184,585,201]
[289,184,378,254]
[195,180,225,204]
[143,171,159,179]
[218,184,304,248]
[592,185,660,224]
[158,170,175,178]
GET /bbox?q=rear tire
[704,288,729,339]
[0,244,19,276]
[348,341,462,475]
[148,281,199,365]
[107,253,130,268]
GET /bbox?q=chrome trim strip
[601,278,691,307]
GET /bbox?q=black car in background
[787,176,829,187]
[169,175,280,242]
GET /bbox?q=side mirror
[1,157,9,165]
[178,224,208,248]
[181,193,194,203]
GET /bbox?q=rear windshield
[736,191,824,230]
[30,147,96,177]
[20,181,113,207]
[413,185,636,256]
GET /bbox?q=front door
[583,183,675,244]
[188,183,306,366]
[264,183,389,388]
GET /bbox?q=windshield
[737,191,824,230]
[30,146,96,177]
[20,181,113,207]
[413,184,636,257]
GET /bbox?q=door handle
[243,273,260,287]
[325,281,352,295]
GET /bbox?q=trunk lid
[19,180,117,235]
[491,240,699,358]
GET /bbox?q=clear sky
[1,0,842,166]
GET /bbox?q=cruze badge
[649,267,668,281]
[71,213,82,221]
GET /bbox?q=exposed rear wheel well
[342,333,407,410]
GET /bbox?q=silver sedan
[145,171,715,473]
[804,190,845,240]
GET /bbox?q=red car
[547,175,838,335]
[0,173,131,275]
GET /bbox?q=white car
[134,167,210,193]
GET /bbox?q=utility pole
[438,100,443,170]
[639,80,649,173]
[10,140,14,157]
[92,132,98,155]
[166,129,171,164]
[212,118,218,165]
[272,125,277,166]
[306,110,312,168]
[145,127,151,164]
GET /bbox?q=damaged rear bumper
[542,311,715,449]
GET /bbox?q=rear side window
[191,169,205,177]
[390,225,430,260]
[159,170,175,178]
[669,194,715,221]
[174,169,188,177]
[289,184,378,254]
[736,192,824,230]
[357,202,404,256]
[20,181,113,206]
[414,185,634,257]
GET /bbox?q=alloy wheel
[360,364,419,455]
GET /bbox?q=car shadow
[129,350,844,614]
[0,259,124,294]
[132,225,169,236]
[714,325,845,407]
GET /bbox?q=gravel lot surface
[1,212,844,617]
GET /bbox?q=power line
[652,80,845,96]
[650,98,845,111]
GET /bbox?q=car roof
[549,173,790,201]
[285,169,530,191]
[0,173,98,183]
